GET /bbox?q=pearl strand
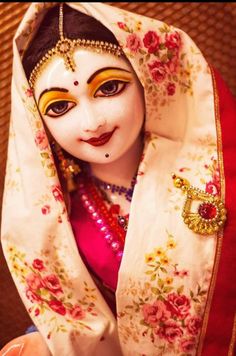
[78,178,127,261]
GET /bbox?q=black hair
[23,4,119,79]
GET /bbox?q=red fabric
[70,190,121,292]
[201,70,236,355]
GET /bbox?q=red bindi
[73,81,79,86]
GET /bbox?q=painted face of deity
[34,49,145,164]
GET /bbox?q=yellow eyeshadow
[88,69,132,96]
[38,91,77,114]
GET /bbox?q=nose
[80,100,106,133]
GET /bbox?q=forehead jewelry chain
[29,4,122,88]
[59,3,64,39]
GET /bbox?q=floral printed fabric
[110,10,204,127]
[1,2,222,355]
[121,24,182,97]
[8,246,97,339]
[118,232,207,355]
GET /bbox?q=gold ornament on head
[29,3,123,88]
[172,174,227,236]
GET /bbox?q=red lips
[81,128,117,147]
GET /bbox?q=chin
[82,148,127,165]
[72,140,136,165]
[87,155,119,165]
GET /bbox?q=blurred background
[0,2,236,348]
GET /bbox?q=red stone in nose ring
[73,80,79,86]
[105,153,110,158]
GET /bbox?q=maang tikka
[29,3,123,88]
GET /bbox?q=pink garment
[70,190,121,291]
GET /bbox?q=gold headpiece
[29,4,122,88]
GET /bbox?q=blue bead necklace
[91,174,137,202]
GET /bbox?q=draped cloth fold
[1,3,235,355]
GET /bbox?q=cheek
[42,117,74,147]
[98,85,145,127]
[118,86,145,132]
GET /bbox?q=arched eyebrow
[38,87,68,101]
[87,67,131,84]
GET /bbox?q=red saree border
[196,66,225,355]
[228,313,236,356]
[199,68,236,355]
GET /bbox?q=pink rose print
[143,31,160,54]
[166,55,179,74]
[32,258,45,271]
[148,60,167,83]
[35,308,40,316]
[51,184,64,202]
[126,33,142,53]
[70,305,85,320]
[117,22,128,31]
[204,158,220,196]
[35,129,48,150]
[9,248,98,339]
[186,316,202,335]
[165,32,181,50]
[180,337,196,352]
[142,300,171,327]
[26,273,43,291]
[174,269,189,278]
[157,320,183,343]
[43,274,63,295]
[213,170,220,183]
[167,82,176,96]
[41,205,51,215]
[48,300,66,315]
[179,167,189,173]
[26,288,42,303]
[180,269,189,278]
[205,181,219,196]
[25,88,33,97]
[165,293,191,319]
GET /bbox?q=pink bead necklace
[77,175,130,261]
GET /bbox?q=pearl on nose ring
[105,153,109,158]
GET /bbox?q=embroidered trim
[196,65,226,355]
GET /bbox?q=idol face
[34,49,145,164]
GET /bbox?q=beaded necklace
[78,174,133,261]
[91,174,137,202]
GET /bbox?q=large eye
[94,80,128,98]
[45,101,76,118]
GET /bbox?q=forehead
[34,49,133,98]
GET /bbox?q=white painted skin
[34,49,145,192]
